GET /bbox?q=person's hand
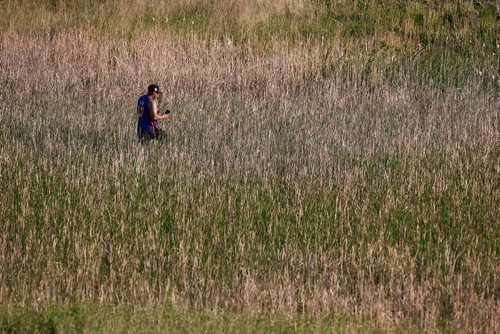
[162,110,171,120]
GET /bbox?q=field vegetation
[1,0,499,332]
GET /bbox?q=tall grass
[1,0,499,332]
[3,0,498,47]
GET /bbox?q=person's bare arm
[148,97,170,120]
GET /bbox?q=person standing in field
[137,84,170,140]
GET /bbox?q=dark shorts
[137,128,166,142]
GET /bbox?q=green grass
[2,0,498,50]
[1,304,392,333]
[1,93,497,330]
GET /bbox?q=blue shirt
[137,95,160,135]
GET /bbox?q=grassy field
[1,0,499,332]
[2,304,397,333]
